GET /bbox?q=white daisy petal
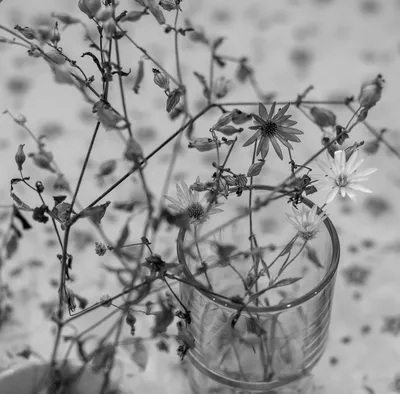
[326,187,339,204]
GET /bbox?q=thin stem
[216,100,349,106]
[69,121,101,214]
[116,23,181,87]
[194,225,213,290]
[74,105,213,218]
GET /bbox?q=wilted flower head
[287,204,327,241]
[164,179,223,224]
[243,102,303,160]
[358,74,384,109]
[14,25,37,40]
[93,101,125,130]
[314,150,377,203]
[96,7,114,22]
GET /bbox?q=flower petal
[260,137,270,159]
[259,103,268,119]
[243,130,262,147]
[279,126,303,135]
[270,135,283,160]
[326,187,339,203]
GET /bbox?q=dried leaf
[81,201,111,224]
[272,277,302,288]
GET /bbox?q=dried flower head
[95,242,107,256]
[286,204,327,241]
[314,150,377,203]
[188,137,220,152]
[165,179,223,224]
[243,102,303,160]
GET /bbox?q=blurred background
[0,0,400,393]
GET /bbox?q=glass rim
[177,185,340,313]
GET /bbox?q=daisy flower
[164,179,223,224]
[243,102,303,160]
[314,150,377,203]
[287,204,327,241]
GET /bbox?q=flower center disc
[336,174,348,187]
[187,202,204,220]
[262,122,278,136]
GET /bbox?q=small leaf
[272,277,302,288]
[131,338,148,370]
[305,246,323,268]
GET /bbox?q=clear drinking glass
[177,186,340,394]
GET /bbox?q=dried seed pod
[78,0,101,18]
[310,107,336,128]
[152,68,170,90]
[188,137,219,152]
[166,89,182,113]
[358,74,384,109]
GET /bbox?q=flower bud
[78,0,102,18]
[152,68,170,90]
[358,74,384,109]
[247,160,265,177]
[231,109,251,125]
[216,125,243,136]
[213,77,230,99]
[15,144,26,171]
[166,89,182,113]
[96,7,114,22]
[159,0,180,11]
[14,25,37,40]
[103,18,116,40]
[188,137,220,152]
[310,107,336,128]
[15,114,27,126]
[124,138,143,162]
[210,110,240,131]
[50,22,60,46]
[64,287,76,313]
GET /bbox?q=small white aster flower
[287,204,327,241]
[164,179,223,224]
[314,150,377,203]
